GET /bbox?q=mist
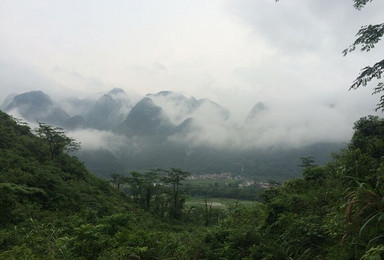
[67,129,128,152]
[1,0,384,157]
[2,87,378,152]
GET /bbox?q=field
[183,177,264,201]
[185,196,258,209]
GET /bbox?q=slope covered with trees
[0,111,211,259]
[1,108,384,259]
[2,0,384,259]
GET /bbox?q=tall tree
[142,171,159,211]
[109,173,125,190]
[35,122,80,160]
[298,156,316,168]
[159,168,190,219]
[126,171,144,203]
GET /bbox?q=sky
[1,0,384,145]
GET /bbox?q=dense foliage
[112,168,191,220]
[1,110,384,259]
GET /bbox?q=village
[187,172,280,189]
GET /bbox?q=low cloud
[67,129,128,153]
[1,0,383,153]
[165,90,378,150]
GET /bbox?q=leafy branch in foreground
[342,2,384,110]
[353,0,374,10]
[343,24,384,54]
[276,0,384,110]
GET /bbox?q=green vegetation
[35,122,81,160]
[1,109,384,259]
[185,197,257,210]
[343,0,384,111]
[184,178,264,201]
[117,168,191,220]
[2,2,384,259]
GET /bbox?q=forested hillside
[1,109,384,259]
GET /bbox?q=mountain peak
[4,90,69,125]
[6,90,53,110]
[245,101,266,123]
[153,91,173,97]
[108,88,126,95]
[250,102,266,113]
[135,97,155,107]
[116,97,175,138]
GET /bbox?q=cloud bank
[1,0,383,152]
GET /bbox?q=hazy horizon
[0,88,354,151]
[1,0,384,149]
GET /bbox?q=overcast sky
[1,0,383,143]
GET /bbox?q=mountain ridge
[1,89,343,179]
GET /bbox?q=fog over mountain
[3,91,70,126]
[0,88,353,150]
[1,1,383,133]
[1,89,345,178]
[2,0,384,179]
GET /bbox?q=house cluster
[187,172,244,180]
[239,181,279,189]
[187,173,281,189]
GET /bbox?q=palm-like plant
[344,182,384,257]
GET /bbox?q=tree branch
[343,24,384,55]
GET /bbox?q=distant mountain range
[1,88,257,134]
[1,89,344,180]
[3,91,70,126]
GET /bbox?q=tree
[110,173,125,190]
[126,171,144,203]
[35,122,80,160]
[342,0,384,110]
[350,115,384,157]
[142,171,159,211]
[203,196,213,226]
[298,156,316,168]
[125,171,160,211]
[157,168,190,219]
